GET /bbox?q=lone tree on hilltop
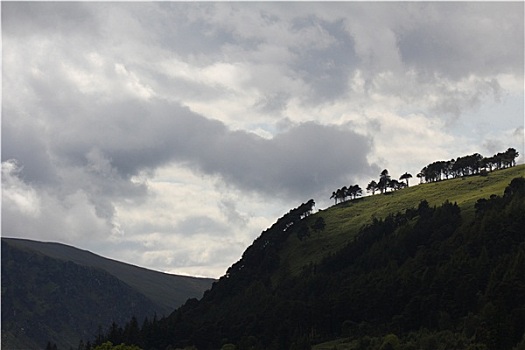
[504,147,519,167]
[400,172,413,187]
[367,180,378,195]
[330,191,338,205]
[330,188,346,205]
[348,184,363,199]
[389,179,405,191]
[378,169,390,194]
[417,171,424,184]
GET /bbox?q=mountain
[1,238,215,350]
[91,164,525,350]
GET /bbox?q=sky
[2,2,524,278]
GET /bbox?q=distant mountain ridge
[1,238,215,349]
[2,238,215,312]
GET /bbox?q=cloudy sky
[2,2,523,278]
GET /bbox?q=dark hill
[91,165,525,349]
[1,238,214,350]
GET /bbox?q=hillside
[2,238,215,313]
[1,239,214,350]
[90,164,525,349]
[280,164,525,276]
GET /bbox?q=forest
[41,147,524,350]
[80,173,525,349]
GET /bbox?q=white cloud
[95,165,284,277]
[2,160,41,217]
[2,160,112,245]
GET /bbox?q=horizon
[3,161,523,280]
[2,2,524,278]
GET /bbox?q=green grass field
[278,164,525,277]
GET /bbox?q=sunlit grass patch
[279,164,524,276]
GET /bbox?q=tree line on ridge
[330,147,519,205]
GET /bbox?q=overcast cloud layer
[2,2,524,278]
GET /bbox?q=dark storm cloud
[4,87,376,202]
[193,119,377,199]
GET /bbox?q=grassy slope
[2,238,215,315]
[279,164,525,277]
